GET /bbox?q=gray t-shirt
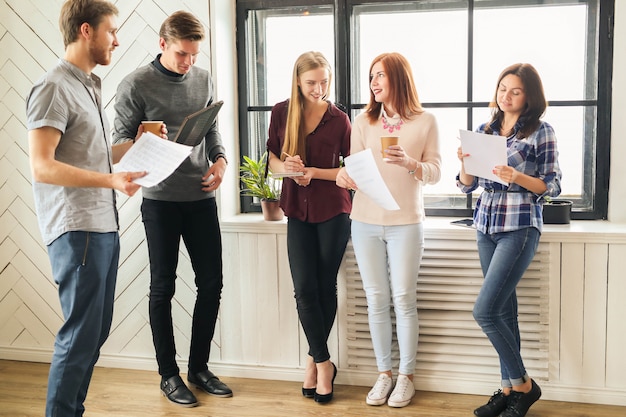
[26,59,118,245]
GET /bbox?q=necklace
[382,114,403,133]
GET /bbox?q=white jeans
[351,221,424,375]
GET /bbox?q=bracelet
[215,154,228,165]
[408,160,417,175]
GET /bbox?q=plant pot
[261,199,284,221]
[542,199,572,224]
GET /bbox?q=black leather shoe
[474,389,508,417]
[314,363,337,404]
[188,370,233,398]
[160,375,198,407]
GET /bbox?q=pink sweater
[349,110,441,226]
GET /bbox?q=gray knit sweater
[113,60,226,201]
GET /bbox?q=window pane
[423,108,468,197]
[352,2,468,104]
[246,111,272,160]
[543,106,590,199]
[247,8,334,108]
[473,3,594,101]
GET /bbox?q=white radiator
[344,238,551,382]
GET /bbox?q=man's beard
[89,37,111,66]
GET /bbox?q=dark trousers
[287,213,351,363]
[141,198,223,378]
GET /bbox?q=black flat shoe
[160,375,198,407]
[188,370,233,398]
[500,379,541,417]
[314,363,337,404]
[302,387,316,398]
[474,389,508,417]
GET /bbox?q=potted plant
[239,151,284,221]
[542,197,573,224]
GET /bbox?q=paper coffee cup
[381,136,399,158]
[141,121,163,136]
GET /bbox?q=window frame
[236,0,614,219]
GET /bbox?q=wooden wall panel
[606,244,626,389]
[559,242,585,384]
[582,243,608,387]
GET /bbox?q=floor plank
[1,360,624,416]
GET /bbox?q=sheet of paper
[344,148,400,211]
[271,172,304,178]
[114,132,193,187]
[459,129,508,186]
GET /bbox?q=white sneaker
[366,374,394,406]
[387,374,415,408]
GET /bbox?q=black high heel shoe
[302,387,316,398]
[314,363,337,404]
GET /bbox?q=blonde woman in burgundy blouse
[266,51,351,404]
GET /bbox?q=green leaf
[239,151,282,200]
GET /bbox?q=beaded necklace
[381,108,403,133]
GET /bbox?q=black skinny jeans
[287,213,351,363]
[141,198,223,378]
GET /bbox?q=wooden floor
[1,360,625,417]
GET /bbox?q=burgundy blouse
[266,100,352,223]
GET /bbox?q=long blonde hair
[282,51,332,164]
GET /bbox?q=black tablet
[173,100,224,146]
[451,218,474,228]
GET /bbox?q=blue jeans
[351,221,424,375]
[46,231,120,417]
[474,227,540,387]
[141,198,223,378]
[287,214,351,363]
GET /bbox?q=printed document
[271,172,304,178]
[344,148,400,211]
[114,132,193,187]
[459,130,508,186]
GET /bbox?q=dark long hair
[486,63,547,139]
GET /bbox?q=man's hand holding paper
[114,132,193,188]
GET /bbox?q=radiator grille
[344,238,550,381]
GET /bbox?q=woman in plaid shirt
[457,63,561,417]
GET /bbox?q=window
[236,0,613,219]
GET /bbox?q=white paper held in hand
[459,130,508,186]
[114,132,193,187]
[271,172,304,178]
[344,148,400,211]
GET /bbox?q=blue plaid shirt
[457,119,562,234]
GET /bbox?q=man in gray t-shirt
[25,2,144,416]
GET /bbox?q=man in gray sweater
[113,10,230,407]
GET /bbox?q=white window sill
[220,215,626,243]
